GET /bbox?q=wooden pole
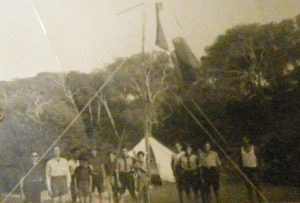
[144,112,151,203]
[142,3,146,56]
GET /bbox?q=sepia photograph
[0,0,300,202]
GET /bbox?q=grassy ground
[2,179,300,203]
[125,179,300,203]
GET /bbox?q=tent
[129,136,175,183]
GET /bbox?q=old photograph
[0,0,300,202]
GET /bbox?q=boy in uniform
[202,142,222,203]
[116,147,137,203]
[180,145,199,202]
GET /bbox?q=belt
[51,175,66,179]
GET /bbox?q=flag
[155,3,169,51]
[172,37,199,84]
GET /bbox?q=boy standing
[171,142,185,203]
[89,148,103,203]
[202,142,221,203]
[46,146,71,203]
[135,151,149,203]
[240,136,263,203]
[180,145,199,202]
[105,151,119,203]
[74,155,92,203]
[116,147,137,203]
[20,152,44,203]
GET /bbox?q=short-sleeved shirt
[89,157,102,175]
[202,151,221,167]
[75,165,92,184]
[46,157,71,191]
[117,156,135,173]
[46,158,70,177]
[180,154,199,171]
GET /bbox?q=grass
[125,178,300,203]
[3,178,300,202]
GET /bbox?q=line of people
[20,135,263,203]
[20,146,149,203]
[171,136,263,203]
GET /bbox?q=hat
[137,151,145,156]
[31,152,39,157]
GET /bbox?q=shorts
[182,170,199,193]
[51,176,68,197]
[92,175,104,193]
[119,172,135,195]
[77,181,91,197]
[202,167,219,191]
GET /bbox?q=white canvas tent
[129,136,175,183]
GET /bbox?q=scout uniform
[180,153,199,200]
[202,150,221,203]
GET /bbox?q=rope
[180,100,269,203]
[102,97,120,139]
[191,99,227,144]
[1,60,127,203]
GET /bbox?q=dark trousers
[243,167,263,203]
[119,172,137,201]
[23,181,42,203]
[175,174,184,203]
[202,167,220,203]
[71,175,77,203]
[183,170,199,201]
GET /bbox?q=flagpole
[141,3,152,203]
[142,3,146,56]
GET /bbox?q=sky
[1,0,300,81]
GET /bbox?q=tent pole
[145,115,152,203]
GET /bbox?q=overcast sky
[1,0,300,81]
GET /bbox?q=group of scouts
[20,135,263,203]
[171,136,263,203]
[21,146,149,203]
